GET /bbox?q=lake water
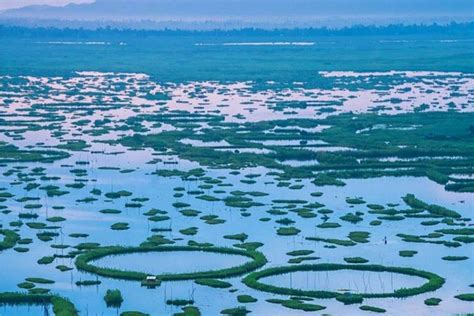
[0,31,472,315]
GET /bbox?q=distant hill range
[0,0,473,29]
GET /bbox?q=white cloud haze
[0,0,93,10]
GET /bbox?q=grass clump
[306,237,356,247]
[424,297,442,306]
[180,227,198,236]
[344,257,368,264]
[403,194,461,218]
[288,256,320,264]
[336,293,364,305]
[237,295,257,303]
[277,227,301,236]
[267,298,326,311]
[287,250,314,256]
[317,222,341,229]
[166,299,194,306]
[0,229,20,251]
[399,250,417,257]
[360,305,386,313]
[25,277,54,284]
[37,256,55,265]
[441,256,468,261]
[340,213,363,224]
[220,306,250,315]
[0,292,78,315]
[454,293,474,301]
[100,209,121,214]
[76,280,101,286]
[173,306,201,316]
[104,289,123,308]
[195,279,232,288]
[224,233,248,242]
[121,312,149,316]
[348,231,370,243]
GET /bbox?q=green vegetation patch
[399,250,418,257]
[360,305,386,313]
[267,298,326,312]
[277,227,301,236]
[424,297,442,306]
[195,279,232,288]
[243,263,445,299]
[76,245,267,282]
[455,293,474,301]
[104,289,123,308]
[344,257,369,264]
[237,295,257,303]
[0,292,77,315]
[0,229,20,251]
[403,194,461,218]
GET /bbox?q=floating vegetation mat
[0,69,472,315]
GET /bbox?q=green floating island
[243,263,445,300]
[75,245,267,282]
[104,289,123,308]
[344,257,369,264]
[195,278,232,289]
[0,292,77,316]
[424,297,442,306]
[360,305,386,313]
[0,229,20,251]
[237,295,257,303]
[399,250,418,257]
[267,298,326,312]
[455,293,474,301]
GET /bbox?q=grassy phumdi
[120,112,474,193]
[242,264,445,300]
[0,143,69,164]
[0,229,20,251]
[0,292,77,316]
[76,245,267,281]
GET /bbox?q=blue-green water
[0,26,473,315]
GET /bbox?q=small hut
[141,275,161,288]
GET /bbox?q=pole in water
[44,304,50,316]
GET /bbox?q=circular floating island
[76,245,267,282]
[243,263,444,299]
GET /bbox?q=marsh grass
[243,263,445,299]
[104,289,123,308]
[0,292,77,316]
[75,245,267,281]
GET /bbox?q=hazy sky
[0,0,92,10]
[0,0,472,27]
